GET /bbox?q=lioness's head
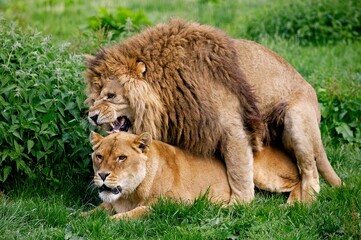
[90,131,152,203]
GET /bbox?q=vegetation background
[0,0,360,239]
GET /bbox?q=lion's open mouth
[98,185,122,195]
[109,116,131,133]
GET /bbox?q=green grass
[0,0,360,239]
[0,0,271,42]
[1,153,360,239]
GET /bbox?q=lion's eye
[96,154,103,161]
[107,93,116,99]
[117,155,127,161]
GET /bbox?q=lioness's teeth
[110,122,115,128]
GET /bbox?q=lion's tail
[263,102,342,187]
[262,102,287,146]
[315,146,342,186]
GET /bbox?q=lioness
[87,131,301,220]
[85,19,341,203]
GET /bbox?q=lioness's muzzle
[98,185,122,194]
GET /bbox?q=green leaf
[13,139,24,153]
[65,101,76,110]
[27,140,34,153]
[2,165,12,182]
[0,84,17,95]
[42,112,56,123]
[335,122,354,141]
[11,130,22,140]
[34,105,48,113]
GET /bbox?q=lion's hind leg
[282,99,326,202]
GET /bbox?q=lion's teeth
[110,122,115,128]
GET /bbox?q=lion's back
[234,39,319,115]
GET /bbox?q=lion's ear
[83,54,96,67]
[136,61,146,75]
[90,131,103,147]
[134,132,152,153]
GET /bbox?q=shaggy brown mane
[86,19,263,155]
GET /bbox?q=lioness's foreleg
[110,206,152,220]
[80,202,113,216]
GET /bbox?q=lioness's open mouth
[109,116,131,133]
[98,185,122,195]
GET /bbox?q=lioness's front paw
[110,212,130,221]
[80,211,92,216]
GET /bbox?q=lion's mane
[85,19,263,156]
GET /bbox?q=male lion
[86,131,302,220]
[84,19,341,203]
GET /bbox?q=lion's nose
[98,172,110,181]
[90,114,99,124]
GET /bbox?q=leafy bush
[0,19,91,186]
[87,7,151,40]
[318,81,361,145]
[244,0,361,45]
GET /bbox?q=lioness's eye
[96,154,103,161]
[118,155,127,161]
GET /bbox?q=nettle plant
[318,82,361,145]
[0,20,90,186]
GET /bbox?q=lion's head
[90,131,152,203]
[85,55,166,139]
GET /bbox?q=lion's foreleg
[223,128,255,204]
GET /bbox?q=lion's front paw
[229,193,254,205]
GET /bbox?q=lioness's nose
[90,114,99,124]
[98,172,110,181]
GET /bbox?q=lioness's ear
[134,132,152,153]
[136,61,146,74]
[83,54,96,67]
[90,131,103,147]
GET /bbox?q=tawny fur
[84,19,341,203]
[85,20,263,153]
[86,132,301,220]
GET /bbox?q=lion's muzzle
[111,116,132,132]
[89,114,132,133]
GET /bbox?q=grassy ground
[0,0,360,239]
[1,161,360,239]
